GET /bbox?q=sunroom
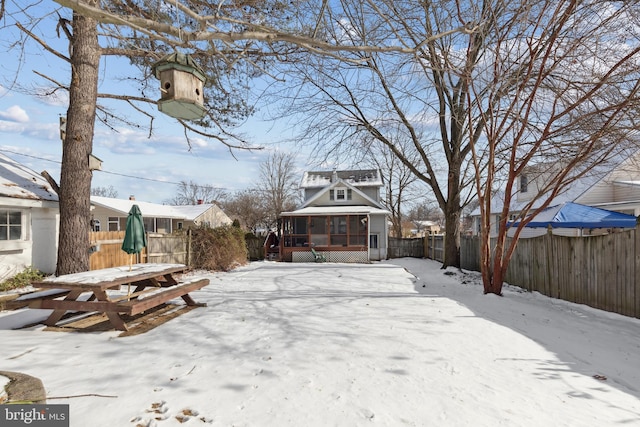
[279,206,389,263]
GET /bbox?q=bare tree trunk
[56,6,99,275]
[442,152,463,269]
[442,202,461,269]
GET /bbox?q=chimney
[129,195,135,200]
[331,170,338,183]
[197,199,203,205]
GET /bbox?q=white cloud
[0,105,29,123]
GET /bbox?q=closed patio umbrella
[122,204,147,272]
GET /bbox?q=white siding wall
[0,201,59,280]
[31,208,59,274]
[368,214,388,260]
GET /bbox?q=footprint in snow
[132,401,211,425]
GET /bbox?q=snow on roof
[171,204,217,220]
[0,153,58,201]
[300,169,382,188]
[281,205,390,216]
[91,196,216,220]
[614,180,640,187]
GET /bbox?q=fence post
[187,228,192,267]
[546,224,561,298]
[423,235,428,259]
[635,218,640,318]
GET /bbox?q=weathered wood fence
[388,237,424,258]
[246,238,265,261]
[459,230,639,318]
[390,230,638,318]
[388,235,445,261]
[425,234,445,262]
[89,231,187,270]
[89,231,264,269]
[389,229,639,318]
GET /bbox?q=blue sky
[0,2,306,204]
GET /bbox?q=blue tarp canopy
[510,202,637,229]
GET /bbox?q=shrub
[190,225,248,271]
[0,267,45,292]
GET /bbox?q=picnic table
[27,263,209,331]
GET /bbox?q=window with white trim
[108,217,119,231]
[0,210,22,240]
[369,234,378,249]
[329,187,352,202]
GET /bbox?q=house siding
[307,189,374,207]
[31,207,59,274]
[368,214,388,260]
[575,156,640,215]
[91,205,124,231]
[0,200,59,279]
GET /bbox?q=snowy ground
[1,258,639,426]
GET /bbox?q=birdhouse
[88,154,102,171]
[152,52,207,120]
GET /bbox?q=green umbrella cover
[122,204,147,270]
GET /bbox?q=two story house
[279,169,390,262]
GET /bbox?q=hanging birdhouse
[152,52,207,120]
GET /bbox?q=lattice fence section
[292,250,368,263]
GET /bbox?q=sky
[0,2,308,204]
[1,257,639,426]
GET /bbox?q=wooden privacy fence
[425,234,445,262]
[246,238,265,261]
[460,229,640,319]
[89,231,187,270]
[388,237,424,258]
[387,235,444,260]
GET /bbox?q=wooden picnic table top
[32,263,188,291]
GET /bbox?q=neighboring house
[471,151,640,237]
[410,220,441,237]
[279,169,390,262]
[0,153,59,279]
[90,196,232,234]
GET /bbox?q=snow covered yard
[1,258,639,426]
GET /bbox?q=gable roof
[0,153,58,202]
[171,204,220,221]
[301,177,385,210]
[300,169,382,188]
[90,196,220,221]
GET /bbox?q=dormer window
[330,187,352,202]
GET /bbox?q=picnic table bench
[4,288,71,310]
[27,263,209,331]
